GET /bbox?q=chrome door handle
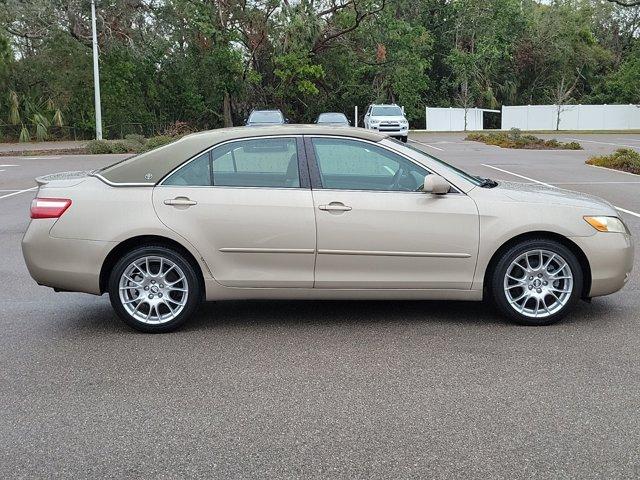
[319,202,352,212]
[164,197,197,206]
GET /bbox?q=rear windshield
[317,113,348,123]
[249,111,283,123]
[371,106,403,116]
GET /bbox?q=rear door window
[212,138,300,188]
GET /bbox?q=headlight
[400,119,408,125]
[584,216,628,234]
[369,119,380,124]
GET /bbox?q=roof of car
[95,125,388,185]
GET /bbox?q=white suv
[363,104,409,142]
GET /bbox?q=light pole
[90,0,103,140]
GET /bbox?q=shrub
[86,135,176,154]
[163,121,196,137]
[509,127,522,140]
[124,133,146,146]
[110,141,131,154]
[121,134,146,153]
[143,135,173,152]
[19,125,30,143]
[86,139,137,154]
[87,139,115,154]
[586,148,640,175]
[465,132,484,142]
[465,131,582,150]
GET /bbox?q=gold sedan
[22,126,634,332]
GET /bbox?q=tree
[0,0,638,138]
[551,72,582,131]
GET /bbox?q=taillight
[30,198,72,219]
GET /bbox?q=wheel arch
[483,231,592,299]
[99,235,206,296]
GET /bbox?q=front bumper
[22,219,114,295]
[571,232,634,297]
[370,125,408,137]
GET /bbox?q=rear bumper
[22,219,113,295]
[571,232,634,297]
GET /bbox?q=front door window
[311,138,428,192]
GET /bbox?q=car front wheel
[108,245,202,333]
[491,239,583,326]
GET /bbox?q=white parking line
[568,138,640,149]
[408,139,444,151]
[0,187,37,200]
[18,156,61,160]
[481,164,640,219]
[616,207,640,218]
[552,181,640,185]
[0,164,19,167]
[480,164,555,188]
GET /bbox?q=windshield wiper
[476,176,498,188]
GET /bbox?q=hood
[493,180,617,213]
[371,115,406,122]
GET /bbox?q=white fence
[424,107,487,131]
[501,104,640,131]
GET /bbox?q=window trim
[303,135,462,194]
[158,135,310,189]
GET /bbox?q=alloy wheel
[118,256,189,324]
[503,249,574,319]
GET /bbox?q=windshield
[317,113,348,123]
[371,106,403,116]
[390,139,483,186]
[249,111,283,123]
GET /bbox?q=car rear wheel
[108,246,201,333]
[491,239,583,326]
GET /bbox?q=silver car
[245,109,286,126]
[23,126,634,332]
[316,113,350,126]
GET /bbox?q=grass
[586,148,640,175]
[466,128,582,150]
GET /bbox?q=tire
[491,239,583,326]
[401,136,408,143]
[108,245,202,333]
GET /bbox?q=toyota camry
[22,126,634,332]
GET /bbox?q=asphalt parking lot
[1,133,639,478]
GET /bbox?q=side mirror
[422,174,450,195]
